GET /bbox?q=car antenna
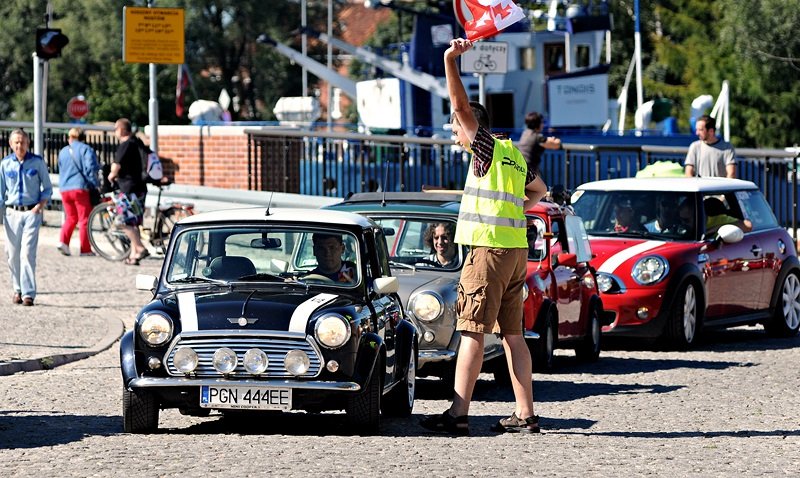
[380,156,389,208]
[265,191,274,216]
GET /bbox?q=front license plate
[199,385,292,411]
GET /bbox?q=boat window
[575,45,591,68]
[519,47,536,71]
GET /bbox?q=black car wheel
[532,307,557,373]
[382,344,416,417]
[345,367,381,434]
[764,271,800,337]
[665,281,700,349]
[575,306,601,362]
[122,387,159,433]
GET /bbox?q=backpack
[138,141,164,182]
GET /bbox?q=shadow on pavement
[0,411,118,449]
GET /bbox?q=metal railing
[246,128,798,238]
[0,121,118,173]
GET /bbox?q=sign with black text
[461,41,508,74]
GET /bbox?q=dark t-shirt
[114,137,147,195]
[518,128,545,173]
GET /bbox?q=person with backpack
[108,118,150,265]
[56,127,100,257]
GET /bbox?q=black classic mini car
[120,208,417,434]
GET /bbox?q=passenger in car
[703,197,753,235]
[612,197,644,232]
[423,222,458,267]
[310,233,357,283]
[645,196,680,233]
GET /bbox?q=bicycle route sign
[461,41,508,74]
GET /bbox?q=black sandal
[419,411,469,436]
[490,412,540,434]
[124,256,140,266]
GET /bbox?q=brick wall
[149,125,252,190]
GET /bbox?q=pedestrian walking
[57,127,100,257]
[684,114,736,178]
[1,129,53,306]
[108,118,149,265]
[419,38,548,436]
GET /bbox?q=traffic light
[35,28,69,59]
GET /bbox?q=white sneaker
[56,243,71,256]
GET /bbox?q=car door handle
[750,245,762,256]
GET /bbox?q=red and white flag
[175,63,191,117]
[463,0,526,42]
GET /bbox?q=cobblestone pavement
[1,215,799,476]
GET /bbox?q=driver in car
[645,195,680,233]
[310,233,356,283]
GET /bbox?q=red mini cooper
[524,200,606,370]
[571,177,800,348]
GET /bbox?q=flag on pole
[175,64,191,117]
[463,0,526,42]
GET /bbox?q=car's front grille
[164,334,322,378]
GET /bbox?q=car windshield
[370,217,464,271]
[166,225,361,287]
[571,190,698,240]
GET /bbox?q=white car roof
[179,207,375,228]
[577,177,758,193]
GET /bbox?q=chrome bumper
[418,349,456,365]
[128,376,360,392]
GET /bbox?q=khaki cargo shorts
[455,246,527,335]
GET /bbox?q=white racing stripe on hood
[597,240,666,275]
[177,292,198,332]
[289,293,339,333]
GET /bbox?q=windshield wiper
[389,260,416,270]
[170,276,227,285]
[235,273,290,282]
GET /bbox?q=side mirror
[135,274,158,291]
[554,252,578,268]
[382,227,396,237]
[718,224,744,244]
[373,276,399,294]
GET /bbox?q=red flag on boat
[463,0,526,42]
[175,64,191,117]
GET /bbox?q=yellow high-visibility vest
[454,137,528,248]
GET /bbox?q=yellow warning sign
[123,7,184,64]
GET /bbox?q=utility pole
[147,0,159,152]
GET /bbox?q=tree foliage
[0,1,797,147]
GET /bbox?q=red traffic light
[36,28,69,59]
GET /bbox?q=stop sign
[67,96,89,120]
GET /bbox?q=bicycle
[88,179,194,261]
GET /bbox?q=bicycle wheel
[88,203,132,261]
[152,207,192,254]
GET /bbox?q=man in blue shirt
[1,129,53,306]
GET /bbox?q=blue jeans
[4,209,43,299]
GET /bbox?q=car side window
[735,190,778,231]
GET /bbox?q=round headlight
[315,314,351,349]
[284,350,310,376]
[522,283,529,302]
[173,347,198,373]
[243,348,269,375]
[411,292,443,322]
[139,313,173,346]
[632,256,668,285]
[212,347,238,374]
[596,274,614,293]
